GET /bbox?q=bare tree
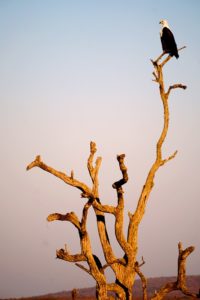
[27,50,199,300]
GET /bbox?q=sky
[0,0,200,298]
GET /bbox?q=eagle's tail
[175,52,179,59]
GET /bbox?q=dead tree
[27,50,198,300]
[151,242,198,300]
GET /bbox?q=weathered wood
[26,49,197,300]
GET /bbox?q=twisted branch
[113,154,128,189]
[47,212,81,230]
[112,154,133,257]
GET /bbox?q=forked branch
[151,243,199,300]
[87,141,102,198]
[152,46,186,67]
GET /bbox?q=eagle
[159,20,179,59]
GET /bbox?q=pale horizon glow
[0,0,200,298]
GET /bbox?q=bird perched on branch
[159,19,179,59]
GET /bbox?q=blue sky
[0,0,200,298]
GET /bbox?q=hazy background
[0,0,200,298]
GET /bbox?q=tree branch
[161,46,186,67]
[26,155,93,198]
[93,205,117,267]
[75,263,91,275]
[81,199,93,232]
[90,153,129,215]
[166,84,187,97]
[87,143,117,274]
[128,49,186,259]
[112,154,129,189]
[101,258,126,271]
[47,212,81,230]
[151,242,199,300]
[152,46,186,67]
[135,258,147,300]
[56,248,86,262]
[92,199,116,214]
[87,143,117,267]
[87,141,102,198]
[107,283,126,299]
[112,154,134,258]
[161,150,178,166]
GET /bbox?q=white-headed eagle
[159,20,179,59]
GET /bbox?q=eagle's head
[159,19,169,28]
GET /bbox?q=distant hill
[1,275,199,300]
